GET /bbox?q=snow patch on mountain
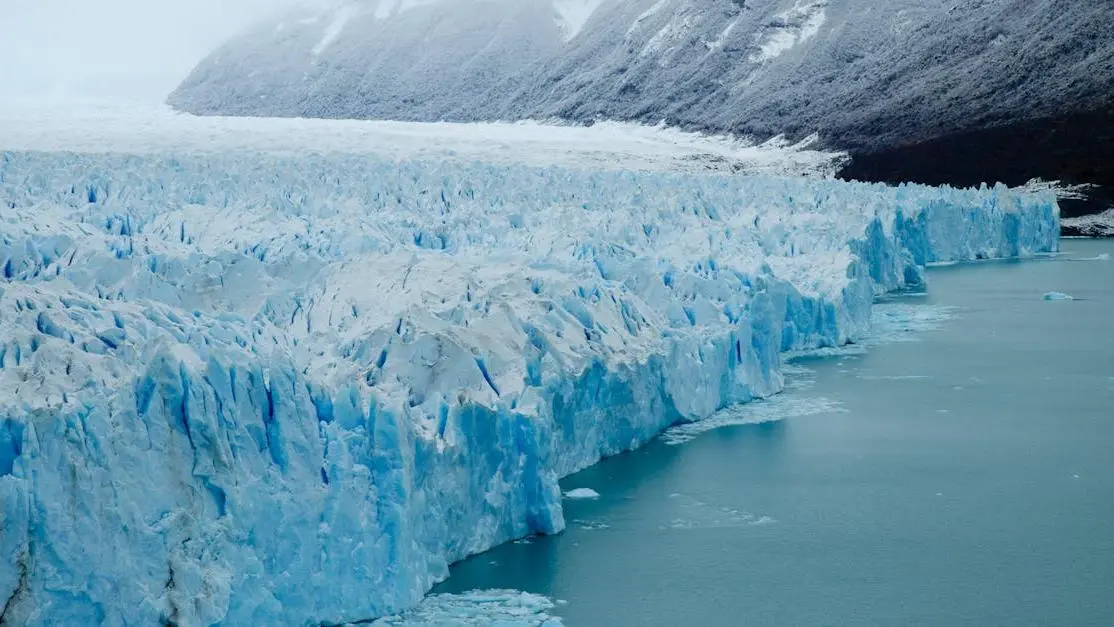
[312,4,360,55]
[638,4,699,63]
[627,0,671,37]
[553,0,607,41]
[751,0,828,62]
[706,17,741,53]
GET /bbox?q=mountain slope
[168,0,1114,212]
[171,0,566,121]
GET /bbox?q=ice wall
[0,151,1058,625]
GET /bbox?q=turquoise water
[435,239,1114,625]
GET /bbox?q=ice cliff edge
[0,147,1057,625]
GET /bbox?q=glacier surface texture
[1062,208,1114,238]
[0,136,1057,624]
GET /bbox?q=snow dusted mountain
[169,0,1114,214]
[170,0,566,123]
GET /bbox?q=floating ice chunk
[1043,291,1075,301]
[372,590,563,626]
[564,488,601,500]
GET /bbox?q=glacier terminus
[0,109,1058,625]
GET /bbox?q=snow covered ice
[0,108,1059,625]
[1062,209,1114,238]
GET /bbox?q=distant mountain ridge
[169,0,1114,215]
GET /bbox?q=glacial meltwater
[434,239,1114,625]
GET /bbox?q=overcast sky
[0,0,324,103]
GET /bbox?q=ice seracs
[0,112,1059,625]
[1062,209,1114,238]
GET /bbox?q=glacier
[0,111,1058,625]
[1062,208,1114,238]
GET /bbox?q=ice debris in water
[0,124,1059,626]
[1043,291,1075,301]
[660,493,775,530]
[564,488,601,500]
[371,590,563,626]
[866,303,958,341]
[661,395,844,445]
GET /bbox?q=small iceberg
[564,488,601,500]
[1043,291,1076,301]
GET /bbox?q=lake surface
[434,239,1114,626]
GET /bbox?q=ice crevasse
[0,150,1058,625]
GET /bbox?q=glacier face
[0,124,1058,625]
